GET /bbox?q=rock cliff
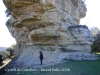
[3,0,95,65]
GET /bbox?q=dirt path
[0,59,11,69]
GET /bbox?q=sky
[0,0,16,47]
[0,0,100,47]
[81,0,100,28]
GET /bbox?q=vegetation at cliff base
[90,27,100,52]
[0,44,15,66]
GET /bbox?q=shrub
[0,51,10,60]
[6,44,16,58]
[90,27,100,52]
[5,9,11,17]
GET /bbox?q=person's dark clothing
[40,59,43,65]
[39,52,43,65]
[40,53,43,59]
[0,55,3,65]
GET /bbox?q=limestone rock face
[3,0,95,65]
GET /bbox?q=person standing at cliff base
[39,51,44,65]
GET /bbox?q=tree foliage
[0,44,16,66]
[5,9,11,27]
[90,27,100,52]
[6,44,16,58]
[5,9,11,17]
[0,51,10,59]
[0,51,10,65]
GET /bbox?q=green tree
[0,51,10,60]
[6,44,16,58]
[90,27,100,52]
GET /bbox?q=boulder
[3,0,95,66]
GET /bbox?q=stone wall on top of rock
[3,0,95,65]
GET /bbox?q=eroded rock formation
[3,0,95,65]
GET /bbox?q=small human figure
[39,51,44,65]
[0,55,3,65]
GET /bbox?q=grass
[5,54,100,75]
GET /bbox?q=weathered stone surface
[3,0,95,66]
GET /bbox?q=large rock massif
[3,0,96,65]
